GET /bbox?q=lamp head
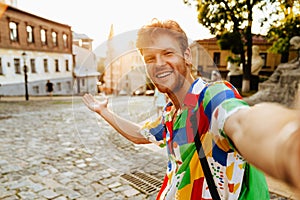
[22,52,27,61]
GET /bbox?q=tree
[263,0,300,63]
[184,0,266,93]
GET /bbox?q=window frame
[9,21,19,42]
[52,31,58,46]
[40,28,47,45]
[26,25,34,43]
[14,58,21,74]
[43,58,48,72]
[55,59,60,72]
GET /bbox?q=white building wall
[73,45,100,95]
[0,49,74,96]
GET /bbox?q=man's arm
[82,94,151,144]
[224,102,300,189]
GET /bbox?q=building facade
[191,36,298,79]
[103,46,147,95]
[72,33,100,95]
[0,4,73,96]
[102,26,147,95]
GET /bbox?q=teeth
[156,71,172,78]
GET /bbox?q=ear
[184,47,192,66]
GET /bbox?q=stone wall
[244,60,300,108]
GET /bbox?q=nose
[155,55,166,67]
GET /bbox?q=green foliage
[217,32,244,54]
[184,0,300,63]
[195,0,248,35]
[262,0,300,60]
[226,55,241,64]
[183,0,267,85]
[267,16,300,54]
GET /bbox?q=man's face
[142,34,191,94]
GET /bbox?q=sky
[17,0,214,52]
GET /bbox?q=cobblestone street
[0,95,297,199]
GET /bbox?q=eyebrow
[143,47,177,55]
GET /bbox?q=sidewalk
[0,95,298,199]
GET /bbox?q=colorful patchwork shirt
[141,78,269,200]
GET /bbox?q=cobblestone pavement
[0,95,296,199]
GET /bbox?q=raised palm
[82,93,108,113]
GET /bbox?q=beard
[151,66,188,95]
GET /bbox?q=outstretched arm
[82,94,150,144]
[225,102,300,190]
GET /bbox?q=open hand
[82,93,108,114]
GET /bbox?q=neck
[168,74,194,110]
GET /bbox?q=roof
[196,34,271,45]
[5,4,71,28]
[73,32,93,40]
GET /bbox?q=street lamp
[22,52,29,101]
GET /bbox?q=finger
[82,97,91,109]
[85,93,95,102]
[82,93,95,108]
[87,93,96,103]
[82,95,89,106]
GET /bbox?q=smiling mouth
[156,71,173,78]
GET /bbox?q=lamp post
[22,52,29,101]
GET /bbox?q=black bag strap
[191,110,221,200]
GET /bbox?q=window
[33,86,39,94]
[67,81,71,90]
[40,29,47,45]
[14,58,21,74]
[65,60,69,71]
[30,59,36,73]
[0,57,3,75]
[43,59,48,72]
[259,53,267,67]
[9,22,18,42]
[52,31,58,46]
[26,25,34,43]
[55,59,59,72]
[213,52,221,66]
[56,82,62,91]
[63,33,68,48]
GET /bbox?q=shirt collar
[183,78,206,107]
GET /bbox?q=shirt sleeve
[140,117,166,147]
[202,81,249,149]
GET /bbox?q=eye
[145,58,154,64]
[164,51,174,56]
[144,55,156,64]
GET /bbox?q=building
[0,3,73,97]
[191,35,298,79]
[103,42,147,95]
[72,32,93,51]
[190,35,297,78]
[102,26,147,95]
[72,32,100,95]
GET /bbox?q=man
[46,80,54,97]
[83,19,300,199]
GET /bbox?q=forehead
[141,34,181,55]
